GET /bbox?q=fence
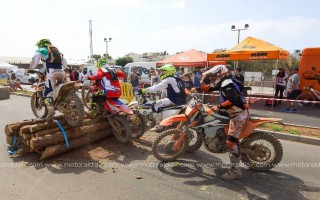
[120,82,134,103]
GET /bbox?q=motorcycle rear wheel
[152,129,188,162]
[63,93,85,127]
[240,132,283,171]
[111,115,132,143]
[30,92,48,119]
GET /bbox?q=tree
[103,53,112,60]
[115,56,134,67]
[91,54,101,62]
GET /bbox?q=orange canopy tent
[207,36,289,61]
[157,49,225,67]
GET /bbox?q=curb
[256,129,320,146]
[11,92,32,97]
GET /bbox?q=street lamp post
[231,24,249,68]
[104,37,112,58]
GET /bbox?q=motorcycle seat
[249,116,260,121]
[211,113,230,124]
[160,105,185,111]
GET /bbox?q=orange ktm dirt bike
[152,92,284,171]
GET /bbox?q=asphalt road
[0,95,320,200]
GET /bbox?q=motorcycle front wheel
[63,93,85,127]
[240,132,283,171]
[152,129,188,162]
[111,115,132,143]
[81,85,93,110]
[30,92,48,119]
[129,111,146,139]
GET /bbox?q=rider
[87,57,126,115]
[203,64,249,180]
[30,39,67,121]
[138,64,186,131]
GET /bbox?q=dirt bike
[128,93,186,132]
[152,92,284,171]
[46,81,85,127]
[82,80,145,141]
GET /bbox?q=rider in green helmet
[96,57,108,68]
[30,39,68,122]
[138,64,186,131]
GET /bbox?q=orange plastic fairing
[160,114,187,126]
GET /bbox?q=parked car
[16,69,39,84]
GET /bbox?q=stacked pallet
[5,115,112,160]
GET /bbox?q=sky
[1,0,319,60]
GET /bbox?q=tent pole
[272,59,279,109]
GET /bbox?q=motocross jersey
[145,76,186,105]
[30,47,67,71]
[89,68,126,99]
[218,78,248,115]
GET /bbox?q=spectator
[193,67,203,87]
[282,67,301,113]
[274,68,288,105]
[9,80,25,92]
[127,67,141,93]
[69,69,75,81]
[233,66,247,97]
[73,68,79,81]
[180,68,185,77]
[149,67,157,86]
[181,73,194,90]
[234,67,244,85]
[79,68,88,83]
[89,69,94,76]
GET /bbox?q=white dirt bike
[128,93,186,132]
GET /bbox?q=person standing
[193,67,203,88]
[73,68,79,81]
[234,67,248,97]
[282,67,301,113]
[205,65,249,180]
[274,68,288,105]
[234,67,244,85]
[127,67,141,93]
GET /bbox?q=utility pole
[89,20,93,63]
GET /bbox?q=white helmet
[203,65,232,90]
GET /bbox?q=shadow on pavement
[157,159,320,200]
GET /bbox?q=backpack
[47,45,62,64]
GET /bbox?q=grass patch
[288,129,300,135]
[271,125,284,132]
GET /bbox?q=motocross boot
[150,113,164,132]
[44,97,55,123]
[221,153,242,181]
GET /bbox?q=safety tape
[194,93,320,104]
[246,97,320,104]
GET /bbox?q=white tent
[0,61,18,72]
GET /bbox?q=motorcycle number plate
[189,101,196,108]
